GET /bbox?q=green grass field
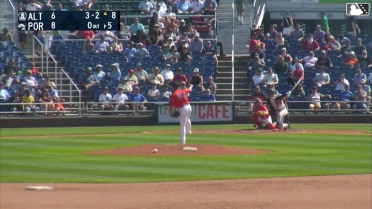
[0,124,371,183]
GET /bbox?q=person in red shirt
[30,62,42,77]
[301,34,320,51]
[77,30,95,40]
[168,81,193,144]
[251,98,278,131]
[172,67,188,86]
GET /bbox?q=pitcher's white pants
[178,104,192,144]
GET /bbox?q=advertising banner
[157,102,234,124]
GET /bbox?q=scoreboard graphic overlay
[18,11,120,31]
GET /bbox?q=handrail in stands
[60,67,83,116]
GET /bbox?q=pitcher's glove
[171,110,180,118]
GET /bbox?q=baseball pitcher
[169,82,193,144]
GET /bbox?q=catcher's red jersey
[253,105,270,119]
[169,88,191,108]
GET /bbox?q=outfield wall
[0,114,370,128]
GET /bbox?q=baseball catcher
[251,98,278,130]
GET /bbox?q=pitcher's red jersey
[169,89,191,108]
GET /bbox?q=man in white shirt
[313,66,330,88]
[251,68,265,87]
[263,67,279,86]
[160,63,174,84]
[98,86,114,110]
[112,87,129,111]
[334,73,349,92]
[190,0,204,14]
[300,51,318,68]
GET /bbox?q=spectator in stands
[300,50,318,68]
[323,35,341,52]
[0,82,10,112]
[147,67,164,87]
[263,67,279,87]
[77,30,95,40]
[38,88,54,115]
[346,15,361,36]
[98,86,114,111]
[8,90,22,112]
[130,18,145,36]
[339,38,352,57]
[334,73,349,93]
[135,43,150,61]
[82,38,94,55]
[30,62,42,77]
[203,76,217,95]
[201,89,215,101]
[338,34,350,46]
[112,87,129,111]
[23,70,38,89]
[19,82,29,97]
[353,38,367,59]
[129,86,147,114]
[358,50,372,69]
[301,34,320,51]
[203,0,218,12]
[289,23,305,42]
[0,27,13,43]
[234,0,244,25]
[188,68,203,89]
[93,64,106,82]
[158,44,171,60]
[248,53,265,75]
[124,41,137,59]
[352,68,367,87]
[190,0,204,14]
[249,33,264,54]
[308,86,331,110]
[111,37,123,53]
[269,24,278,39]
[116,77,133,93]
[117,23,131,41]
[149,24,163,46]
[313,24,325,41]
[177,0,190,14]
[107,63,121,83]
[285,71,295,86]
[147,83,161,100]
[149,12,160,33]
[360,79,371,102]
[344,51,358,69]
[333,84,353,110]
[21,89,36,113]
[80,67,100,101]
[353,84,368,110]
[161,63,174,85]
[160,84,172,100]
[189,33,203,55]
[172,67,188,85]
[165,5,176,18]
[288,57,304,72]
[135,63,148,85]
[319,11,330,34]
[94,35,110,53]
[316,50,333,68]
[280,47,293,64]
[38,74,56,90]
[262,33,274,49]
[54,2,67,11]
[178,20,189,35]
[313,66,330,88]
[273,55,288,74]
[281,12,294,36]
[251,68,265,88]
[4,58,20,76]
[291,83,306,98]
[126,69,138,86]
[202,40,218,64]
[249,44,266,60]
[274,32,285,50]
[138,0,154,14]
[367,73,372,86]
[248,85,265,109]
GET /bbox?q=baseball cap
[103,86,109,90]
[166,63,171,67]
[137,62,142,66]
[134,86,140,90]
[194,33,200,37]
[96,64,103,68]
[360,79,366,84]
[129,69,134,73]
[180,19,185,23]
[177,67,182,71]
[21,82,26,85]
[111,63,119,67]
[193,68,199,73]
[86,67,92,71]
[255,85,260,89]
[350,51,355,55]
[321,50,326,54]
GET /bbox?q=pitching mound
[89,144,271,156]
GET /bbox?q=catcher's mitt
[171,110,180,118]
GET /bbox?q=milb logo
[346,3,370,16]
